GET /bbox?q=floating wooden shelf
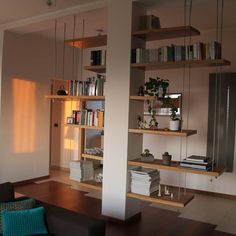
[75,180,102,191]
[129,95,156,101]
[65,35,107,48]
[132,26,200,41]
[127,190,194,208]
[128,158,223,177]
[131,59,231,71]
[129,128,197,137]
[45,95,105,101]
[65,124,104,130]
[84,65,106,73]
[82,153,103,161]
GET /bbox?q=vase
[169,120,180,131]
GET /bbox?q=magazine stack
[130,167,160,196]
[69,160,94,182]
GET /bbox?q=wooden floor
[15,181,234,236]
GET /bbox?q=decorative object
[164,186,170,196]
[137,116,149,129]
[56,85,68,95]
[158,184,162,197]
[162,152,172,165]
[169,106,180,131]
[140,149,154,162]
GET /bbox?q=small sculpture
[140,149,154,162]
[162,152,172,166]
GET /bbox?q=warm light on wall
[12,78,36,153]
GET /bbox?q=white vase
[169,120,180,131]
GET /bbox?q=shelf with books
[45,95,105,101]
[84,65,106,73]
[74,180,102,191]
[128,158,223,177]
[127,189,194,208]
[81,153,103,161]
[65,34,107,49]
[65,124,104,130]
[131,59,231,71]
[132,25,200,41]
[128,128,197,137]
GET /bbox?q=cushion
[0,183,14,203]
[0,198,35,234]
[1,206,48,236]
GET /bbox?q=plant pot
[162,152,172,165]
[169,120,180,131]
[141,154,154,162]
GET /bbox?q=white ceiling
[0,0,235,39]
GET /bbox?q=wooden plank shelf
[45,95,105,101]
[129,128,197,137]
[82,153,103,161]
[65,35,107,48]
[132,25,200,41]
[75,180,102,191]
[129,95,156,101]
[131,59,231,71]
[127,190,194,208]
[84,65,106,73]
[65,124,104,130]
[128,158,223,177]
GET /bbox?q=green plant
[161,97,180,121]
[144,77,169,98]
[141,149,152,157]
[170,107,179,121]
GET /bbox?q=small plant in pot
[140,149,154,162]
[169,106,180,131]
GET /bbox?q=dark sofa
[0,182,106,236]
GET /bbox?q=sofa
[0,182,106,236]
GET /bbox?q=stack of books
[180,155,213,171]
[69,160,94,182]
[130,167,160,196]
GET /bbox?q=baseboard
[13,175,50,186]
[50,165,70,172]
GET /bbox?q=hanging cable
[62,23,67,80]
[54,20,57,79]
[72,15,76,81]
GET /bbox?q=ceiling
[0,0,235,39]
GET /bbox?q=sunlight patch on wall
[12,78,36,153]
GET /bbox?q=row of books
[69,75,105,96]
[68,109,104,127]
[130,167,160,196]
[180,155,214,170]
[90,49,106,66]
[131,41,221,64]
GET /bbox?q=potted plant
[140,149,154,162]
[144,77,169,129]
[169,106,180,131]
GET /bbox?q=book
[185,155,210,163]
[180,162,212,170]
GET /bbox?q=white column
[102,0,140,220]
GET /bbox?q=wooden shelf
[65,35,107,48]
[128,158,223,177]
[127,190,194,208]
[82,153,103,161]
[65,124,104,130]
[129,95,156,101]
[45,95,105,101]
[131,59,231,70]
[84,65,106,73]
[129,128,197,137]
[132,25,200,41]
[75,180,102,191]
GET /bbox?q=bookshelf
[132,25,200,41]
[131,59,231,70]
[127,190,194,208]
[84,65,106,73]
[45,95,105,101]
[65,124,104,130]
[129,128,197,137]
[128,158,223,177]
[81,153,103,161]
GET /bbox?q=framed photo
[66,117,74,124]
[144,93,182,117]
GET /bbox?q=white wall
[143,5,236,195]
[0,31,51,183]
